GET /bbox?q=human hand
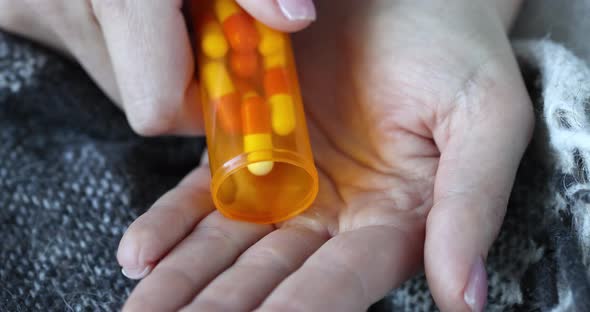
[2,0,533,310]
[114,1,533,311]
[0,0,316,135]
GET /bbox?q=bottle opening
[211,150,318,224]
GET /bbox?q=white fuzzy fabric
[514,39,590,265]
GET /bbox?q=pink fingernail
[121,265,152,280]
[277,0,316,21]
[464,256,487,312]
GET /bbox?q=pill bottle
[188,0,319,224]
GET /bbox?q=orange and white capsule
[202,61,242,134]
[242,92,274,176]
[214,0,260,53]
[264,66,296,136]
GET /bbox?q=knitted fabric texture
[2,3,590,312]
[0,36,205,311]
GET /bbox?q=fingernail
[121,265,152,280]
[464,256,487,312]
[277,0,316,21]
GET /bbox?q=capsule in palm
[242,92,274,176]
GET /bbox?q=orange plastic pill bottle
[188,0,319,224]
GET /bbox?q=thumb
[237,0,316,32]
[425,64,534,311]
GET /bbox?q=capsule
[242,92,274,176]
[263,67,296,136]
[262,53,287,70]
[256,22,285,56]
[255,21,288,69]
[214,0,259,52]
[202,61,242,134]
[230,51,259,78]
[200,14,228,59]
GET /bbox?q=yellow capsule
[269,94,296,135]
[255,22,285,56]
[244,133,274,176]
[202,61,235,99]
[201,18,228,59]
[214,0,240,22]
[247,161,274,176]
[263,53,287,69]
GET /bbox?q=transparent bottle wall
[188,0,318,224]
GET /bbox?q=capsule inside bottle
[189,0,319,224]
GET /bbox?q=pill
[214,0,240,21]
[264,67,296,135]
[203,61,242,134]
[230,51,259,78]
[214,93,242,134]
[263,53,287,69]
[215,0,259,52]
[264,67,289,94]
[255,21,287,69]
[242,92,274,176]
[203,61,234,98]
[234,79,256,95]
[255,22,286,56]
[200,15,228,59]
[269,95,296,136]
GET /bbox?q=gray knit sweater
[2,1,590,311]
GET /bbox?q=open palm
[117,1,533,311]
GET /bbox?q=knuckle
[90,0,129,18]
[238,246,293,274]
[0,0,35,31]
[125,96,179,136]
[195,225,237,248]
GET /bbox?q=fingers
[488,0,524,29]
[236,0,316,32]
[11,0,313,138]
[258,225,423,312]
[0,0,65,53]
[21,0,120,103]
[117,165,214,278]
[425,64,534,311]
[182,225,328,311]
[91,0,202,136]
[123,212,272,312]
